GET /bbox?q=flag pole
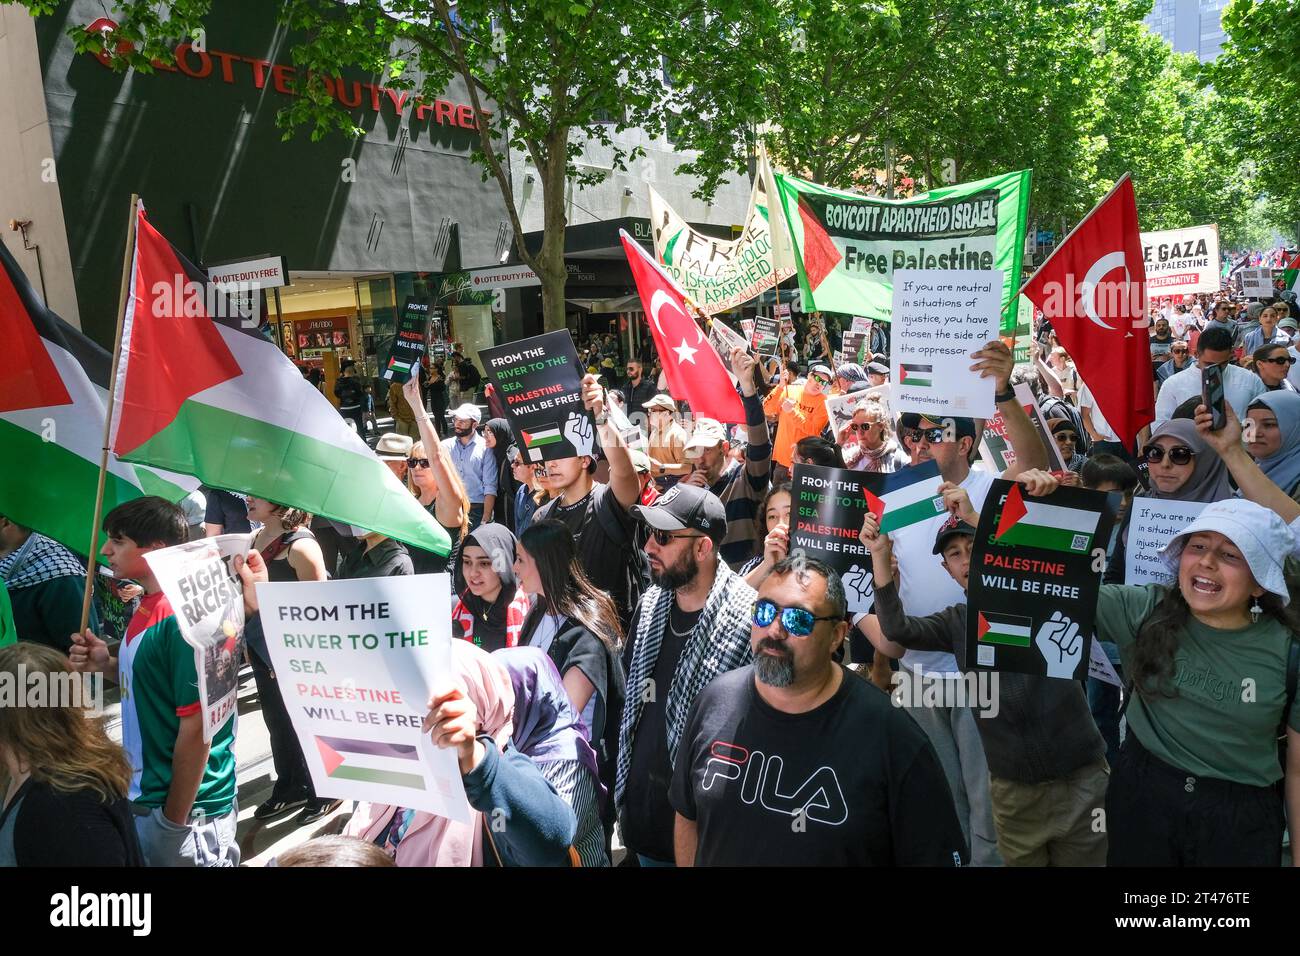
[79,193,140,635]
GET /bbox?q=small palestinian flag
[899,364,933,387]
[315,735,426,790]
[977,610,1033,648]
[1281,251,1299,294]
[384,358,413,381]
[862,460,946,533]
[521,424,563,461]
[994,483,1099,554]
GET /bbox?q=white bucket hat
[1158,499,1297,605]
[450,403,482,423]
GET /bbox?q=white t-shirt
[1078,383,1120,443]
[889,467,996,677]
[1154,362,1265,424]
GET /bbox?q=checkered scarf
[615,561,755,807]
[0,533,87,590]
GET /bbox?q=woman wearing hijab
[345,639,576,866]
[1103,418,1235,585]
[1049,419,1088,473]
[1246,391,1300,500]
[482,418,516,528]
[493,647,610,866]
[452,523,533,652]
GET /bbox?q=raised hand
[1017,468,1061,498]
[762,522,790,565]
[69,628,111,674]
[968,340,1014,393]
[401,375,423,412]
[859,511,891,556]
[1034,611,1083,679]
[424,686,485,775]
[938,482,979,526]
[564,410,595,457]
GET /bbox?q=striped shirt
[540,759,609,867]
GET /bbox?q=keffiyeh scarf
[0,533,86,590]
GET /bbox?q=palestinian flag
[993,483,1099,554]
[977,610,1032,648]
[862,460,946,533]
[108,205,450,556]
[1281,251,1299,294]
[899,364,933,387]
[384,357,413,380]
[315,735,425,790]
[0,238,196,558]
[521,424,563,461]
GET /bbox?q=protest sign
[648,183,795,314]
[965,481,1117,680]
[739,318,755,340]
[606,393,648,452]
[144,534,250,741]
[977,383,1067,473]
[773,168,1030,332]
[1241,268,1273,299]
[841,330,868,363]
[790,464,877,614]
[480,330,595,463]
[825,385,892,442]
[257,574,470,821]
[1124,498,1209,585]
[891,269,1003,419]
[383,297,432,383]
[851,316,873,335]
[751,315,781,355]
[1088,639,1122,687]
[706,317,750,387]
[1140,225,1219,297]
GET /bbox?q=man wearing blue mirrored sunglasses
[669,554,967,867]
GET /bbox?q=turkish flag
[620,231,745,423]
[1021,175,1153,445]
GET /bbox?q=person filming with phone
[1154,326,1264,426]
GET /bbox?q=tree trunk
[537,130,571,332]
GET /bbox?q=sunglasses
[811,375,831,386]
[1259,355,1296,366]
[650,529,704,547]
[905,426,947,444]
[751,599,839,637]
[1172,347,1189,353]
[1143,445,1194,465]
[406,458,431,469]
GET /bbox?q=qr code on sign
[978,645,995,666]
[953,397,967,410]
[1071,534,1088,551]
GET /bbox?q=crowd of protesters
[2,284,1298,870]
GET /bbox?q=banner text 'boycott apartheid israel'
[773,169,1030,333]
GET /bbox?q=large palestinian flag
[772,169,1031,333]
[0,238,196,558]
[108,205,451,556]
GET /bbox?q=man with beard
[669,555,966,866]
[616,484,755,866]
[441,403,496,530]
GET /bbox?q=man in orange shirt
[762,362,831,483]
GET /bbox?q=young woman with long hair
[512,520,626,809]
[402,376,470,575]
[244,497,336,825]
[0,642,143,865]
[740,482,791,590]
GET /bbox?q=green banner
[774,169,1031,333]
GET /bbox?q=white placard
[144,534,251,742]
[1123,498,1210,586]
[850,316,873,335]
[1240,267,1274,299]
[207,255,288,290]
[1088,637,1122,687]
[257,574,470,822]
[891,269,1003,419]
[1140,225,1220,297]
[824,384,892,441]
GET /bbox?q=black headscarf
[454,523,520,649]
[484,418,516,527]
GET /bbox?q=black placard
[479,330,596,463]
[382,297,432,383]
[965,480,1117,680]
[790,464,876,614]
[750,315,781,356]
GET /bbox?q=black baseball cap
[932,514,977,555]
[630,483,727,544]
[899,412,979,442]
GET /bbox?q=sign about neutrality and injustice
[257,574,470,821]
[649,183,795,314]
[1140,225,1220,297]
[479,330,596,463]
[1124,498,1209,586]
[383,297,432,383]
[773,169,1030,332]
[965,481,1117,680]
[144,534,251,742]
[890,269,1003,419]
[977,383,1067,474]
